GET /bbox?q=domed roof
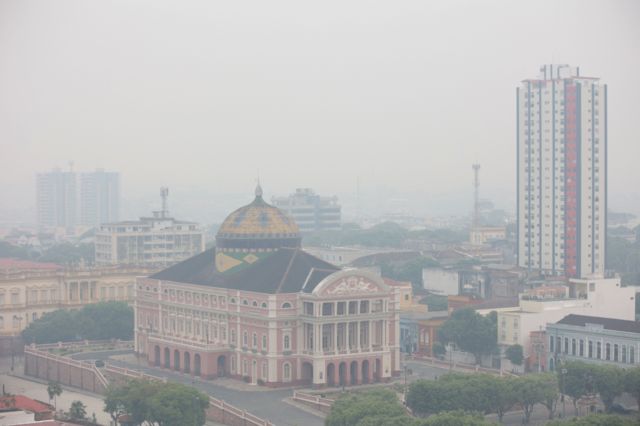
[216,185,301,251]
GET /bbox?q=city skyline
[2,0,640,223]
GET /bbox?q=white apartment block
[517,65,606,278]
[497,277,635,363]
[80,169,120,227]
[272,188,341,233]
[36,169,77,231]
[95,215,204,267]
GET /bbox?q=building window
[283,363,291,382]
[243,331,248,347]
[348,301,357,314]
[605,343,611,361]
[262,362,268,380]
[32,312,37,321]
[564,338,569,354]
[242,360,248,375]
[614,344,619,362]
[579,339,584,357]
[242,299,248,306]
[231,356,236,373]
[588,341,593,358]
[549,336,555,352]
[284,334,290,351]
[0,316,3,329]
[360,300,369,314]
[622,345,627,363]
[281,302,292,309]
[337,302,345,315]
[253,333,257,348]
[597,342,602,359]
[261,302,267,309]
[231,329,236,344]
[0,293,4,305]
[303,302,314,315]
[262,335,267,350]
[322,303,333,316]
[252,301,258,307]
[631,347,635,364]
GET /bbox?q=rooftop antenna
[160,187,169,218]
[472,164,480,228]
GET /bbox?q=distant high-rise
[272,188,341,233]
[80,169,120,227]
[517,65,606,278]
[36,168,77,231]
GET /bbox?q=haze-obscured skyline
[1,0,639,224]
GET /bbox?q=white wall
[422,268,459,295]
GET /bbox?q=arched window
[242,299,249,306]
[283,363,291,381]
[571,338,576,355]
[253,333,257,348]
[252,301,258,307]
[261,302,267,309]
[630,347,635,364]
[230,329,236,344]
[284,334,290,350]
[282,302,292,309]
[605,343,611,360]
[230,298,236,304]
[243,331,248,346]
[262,334,267,349]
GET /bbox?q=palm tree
[46,381,62,410]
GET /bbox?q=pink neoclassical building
[134,186,401,387]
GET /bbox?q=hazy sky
[1,0,639,222]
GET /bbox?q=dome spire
[255,181,263,199]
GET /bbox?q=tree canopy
[438,308,497,364]
[104,379,209,426]
[21,301,133,343]
[505,344,524,366]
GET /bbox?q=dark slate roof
[556,314,640,334]
[150,248,339,294]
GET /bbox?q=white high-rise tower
[517,65,607,278]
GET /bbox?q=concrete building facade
[135,187,400,387]
[546,314,640,370]
[272,188,341,233]
[80,169,120,227]
[36,169,77,231]
[517,64,607,278]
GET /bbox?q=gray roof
[555,314,640,334]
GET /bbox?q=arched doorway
[375,359,381,382]
[327,363,335,386]
[361,360,370,384]
[339,362,347,387]
[164,348,170,368]
[184,352,191,374]
[217,355,226,377]
[154,346,160,366]
[174,350,181,371]
[350,361,358,385]
[194,354,201,376]
[301,362,313,385]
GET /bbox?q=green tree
[537,373,560,420]
[623,367,640,415]
[69,400,87,420]
[438,308,497,364]
[103,379,209,426]
[487,376,517,423]
[561,361,594,415]
[547,413,638,426]
[46,381,62,410]
[420,411,496,426]
[22,301,133,344]
[512,375,547,424]
[592,365,624,413]
[505,344,524,366]
[326,389,406,426]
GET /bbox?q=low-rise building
[0,258,151,351]
[95,190,204,266]
[546,314,640,370]
[497,277,636,371]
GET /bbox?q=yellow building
[0,259,152,345]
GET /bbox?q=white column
[368,320,373,350]
[333,323,338,352]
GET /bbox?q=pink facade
[135,269,401,387]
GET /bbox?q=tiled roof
[556,314,640,334]
[0,259,62,272]
[0,395,53,413]
[151,248,340,294]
